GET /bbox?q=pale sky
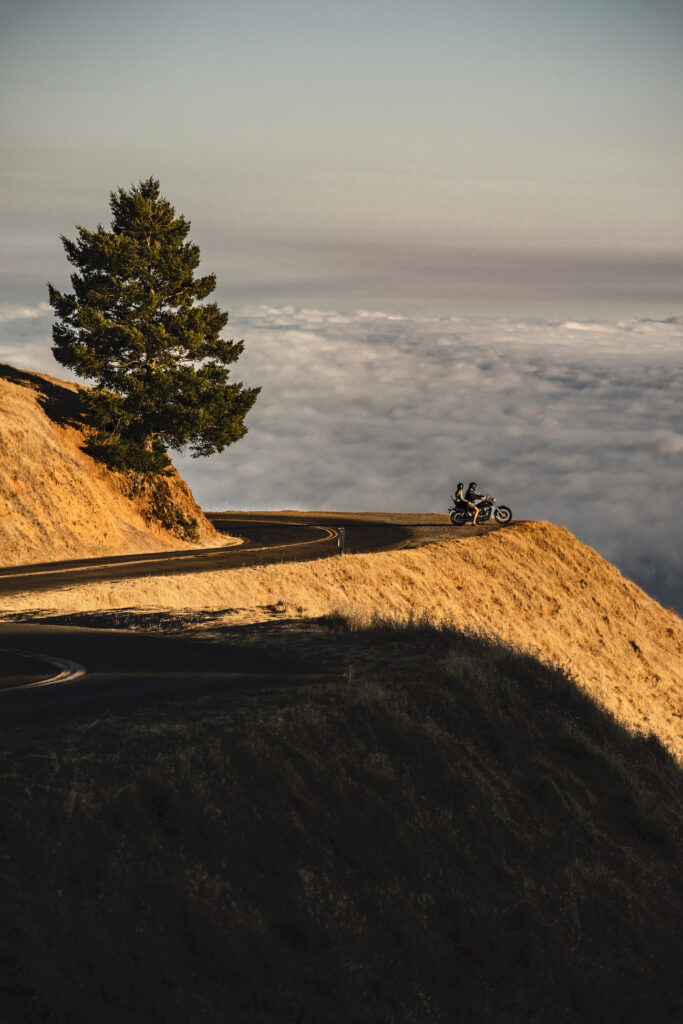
[2,0,682,316]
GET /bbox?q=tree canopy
[48,177,259,473]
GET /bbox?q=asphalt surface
[0,513,509,711]
[0,620,317,722]
[0,514,409,597]
[0,513,411,711]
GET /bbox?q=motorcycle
[448,493,512,527]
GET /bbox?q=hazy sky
[2,0,682,315]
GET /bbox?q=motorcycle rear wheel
[494,505,512,524]
[450,511,468,527]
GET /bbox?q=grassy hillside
[2,483,681,1019]
[6,519,681,759]
[1,625,680,1023]
[0,365,227,566]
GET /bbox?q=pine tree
[48,177,259,473]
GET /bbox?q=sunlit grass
[6,520,681,759]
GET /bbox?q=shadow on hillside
[0,619,681,1023]
[0,363,87,429]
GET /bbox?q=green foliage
[48,177,259,472]
[84,435,170,475]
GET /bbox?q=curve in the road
[0,644,86,692]
[0,516,409,598]
[0,515,409,699]
[0,519,332,591]
[0,515,506,706]
[0,621,319,719]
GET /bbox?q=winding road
[0,513,422,713]
[0,619,321,720]
[0,513,507,714]
[0,514,409,598]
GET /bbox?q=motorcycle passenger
[465,481,485,525]
[454,482,467,510]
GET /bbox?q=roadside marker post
[337,527,346,555]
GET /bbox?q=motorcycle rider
[454,482,467,510]
[465,481,485,525]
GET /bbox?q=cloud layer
[2,304,681,610]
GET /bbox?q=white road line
[243,525,337,556]
[0,646,87,692]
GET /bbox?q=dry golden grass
[5,520,681,758]
[0,366,230,566]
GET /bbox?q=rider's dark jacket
[465,485,484,504]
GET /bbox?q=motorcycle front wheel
[494,505,512,524]
[450,511,468,527]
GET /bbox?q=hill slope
[1,516,681,1020]
[4,515,681,758]
[0,365,225,566]
[1,624,681,1024]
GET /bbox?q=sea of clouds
[1,302,681,610]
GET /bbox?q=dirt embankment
[0,365,227,566]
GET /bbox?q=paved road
[0,514,411,708]
[0,620,316,722]
[0,513,507,708]
[0,514,408,598]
